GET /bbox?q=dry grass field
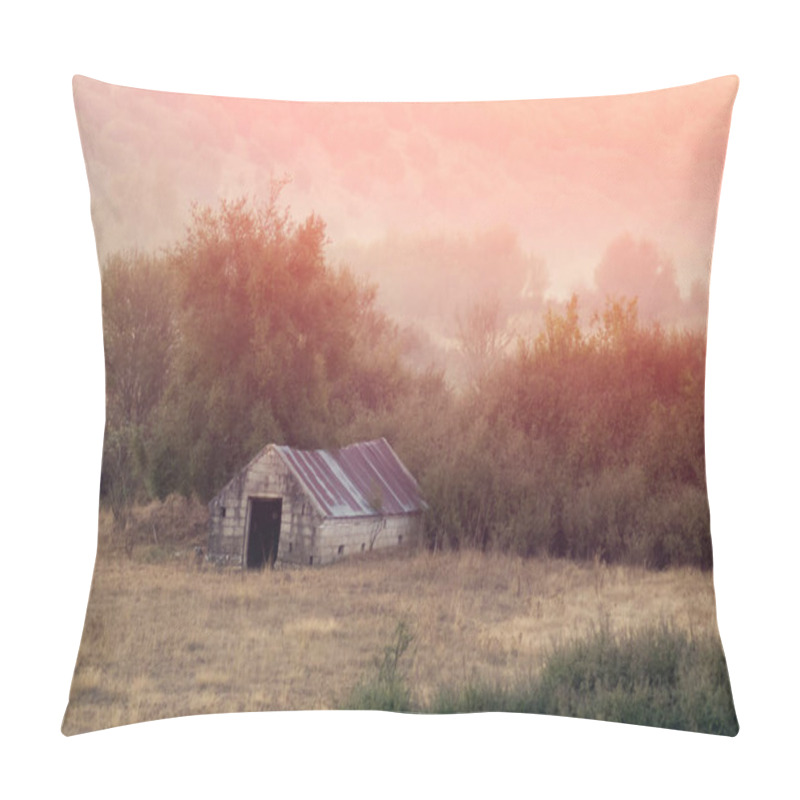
[62,538,724,735]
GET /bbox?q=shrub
[535,623,737,734]
[427,623,738,735]
[344,619,738,735]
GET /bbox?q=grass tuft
[345,620,415,712]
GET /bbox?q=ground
[62,545,722,735]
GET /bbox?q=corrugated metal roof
[274,438,426,519]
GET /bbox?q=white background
[3,2,797,797]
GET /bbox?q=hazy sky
[74,75,737,317]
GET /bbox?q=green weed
[344,620,415,712]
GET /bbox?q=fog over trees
[75,76,730,341]
[100,191,714,570]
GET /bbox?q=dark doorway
[246,498,282,569]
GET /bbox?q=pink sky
[74,75,737,319]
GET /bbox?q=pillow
[64,75,738,736]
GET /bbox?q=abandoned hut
[208,438,426,568]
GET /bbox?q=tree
[101,251,175,429]
[456,297,511,389]
[594,235,682,323]
[100,251,176,512]
[155,190,405,499]
[535,294,584,360]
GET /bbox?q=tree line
[101,191,713,570]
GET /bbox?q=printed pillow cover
[64,75,739,736]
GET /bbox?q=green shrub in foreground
[346,622,738,736]
[433,623,738,736]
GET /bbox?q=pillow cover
[64,75,738,736]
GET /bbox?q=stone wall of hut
[208,446,319,566]
[314,513,423,565]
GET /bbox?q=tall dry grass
[62,546,723,735]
